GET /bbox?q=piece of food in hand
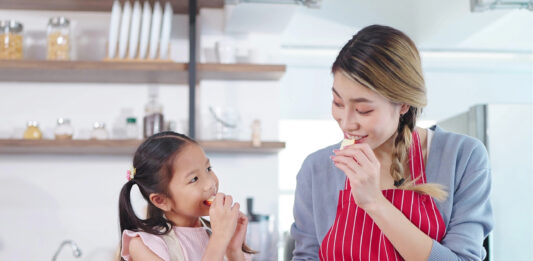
[204,195,216,206]
[340,138,358,150]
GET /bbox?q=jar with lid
[47,16,70,60]
[0,20,24,59]
[54,118,74,140]
[23,121,42,140]
[90,122,109,140]
[125,117,138,139]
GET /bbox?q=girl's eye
[190,176,198,183]
[207,166,212,172]
[333,100,343,107]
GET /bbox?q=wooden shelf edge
[0,60,286,83]
[0,139,286,154]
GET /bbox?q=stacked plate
[107,0,173,60]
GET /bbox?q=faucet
[52,240,82,261]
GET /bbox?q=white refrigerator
[438,104,533,261]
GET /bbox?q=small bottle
[251,119,261,147]
[90,122,109,140]
[54,118,74,140]
[23,121,43,140]
[47,16,70,60]
[143,88,164,138]
[125,117,138,139]
[0,20,24,59]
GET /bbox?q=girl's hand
[209,193,240,246]
[331,143,384,210]
[226,212,248,259]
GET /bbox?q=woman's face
[331,71,407,150]
[166,143,219,221]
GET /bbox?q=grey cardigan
[290,125,493,260]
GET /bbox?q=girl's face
[331,71,407,150]
[165,143,219,224]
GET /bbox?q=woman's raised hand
[331,143,383,210]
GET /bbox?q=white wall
[0,9,282,261]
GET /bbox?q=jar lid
[93,121,106,129]
[5,20,23,33]
[48,16,70,27]
[57,118,71,125]
[126,117,137,124]
[27,121,39,127]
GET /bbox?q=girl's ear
[149,193,171,212]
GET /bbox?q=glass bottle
[90,122,109,140]
[47,16,70,60]
[125,117,138,139]
[54,118,74,140]
[143,89,164,138]
[23,121,42,140]
[0,20,24,59]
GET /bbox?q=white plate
[148,1,162,60]
[128,1,142,59]
[107,0,122,59]
[159,2,173,60]
[138,1,152,59]
[118,0,132,59]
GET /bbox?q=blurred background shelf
[0,139,286,154]
[0,0,223,14]
[0,60,286,84]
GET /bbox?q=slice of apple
[204,195,216,206]
[340,138,356,150]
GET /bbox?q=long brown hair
[118,131,256,255]
[332,25,447,201]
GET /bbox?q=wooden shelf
[0,0,223,14]
[0,60,286,84]
[0,139,286,155]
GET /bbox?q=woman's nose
[341,109,359,130]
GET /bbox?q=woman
[290,25,493,260]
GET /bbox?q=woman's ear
[399,104,410,115]
[149,193,171,212]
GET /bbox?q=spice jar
[90,122,109,140]
[54,118,74,140]
[0,20,24,59]
[47,16,70,60]
[23,121,42,140]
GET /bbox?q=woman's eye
[207,166,212,172]
[357,110,373,115]
[190,176,198,183]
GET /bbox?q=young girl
[119,131,255,261]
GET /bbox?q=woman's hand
[226,212,248,260]
[209,193,240,247]
[331,143,384,210]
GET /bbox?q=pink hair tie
[126,167,136,181]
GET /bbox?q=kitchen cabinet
[0,0,287,154]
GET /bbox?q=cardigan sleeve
[428,141,493,261]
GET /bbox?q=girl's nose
[204,177,216,192]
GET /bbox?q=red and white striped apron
[319,131,445,261]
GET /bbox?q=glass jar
[23,121,42,140]
[54,118,74,140]
[90,122,109,140]
[125,117,138,139]
[47,16,70,60]
[0,20,24,59]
